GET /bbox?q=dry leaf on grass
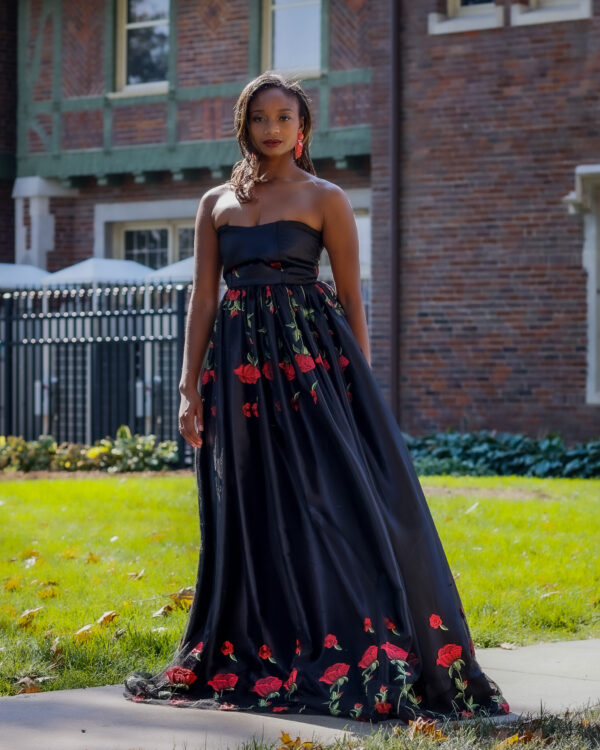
[407,716,448,741]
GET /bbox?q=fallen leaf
[96,610,118,626]
[18,606,44,626]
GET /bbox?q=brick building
[1,0,599,442]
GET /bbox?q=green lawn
[0,473,598,702]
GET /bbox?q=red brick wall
[0,0,16,263]
[398,0,600,441]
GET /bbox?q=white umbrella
[42,257,153,287]
[144,256,194,284]
[0,263,51,289]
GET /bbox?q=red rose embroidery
[358,645,378,669]
[166,667,197,685]
[384,616,397,631]
[354,702,363,709]
[279,361,296,380]
[262,360,274,380]
[436,643,462,668]
[207,672,238,691]
[230,309,239,317]
[429,614,442,629]
[270,261,282,269]
[201,369,215,385]
[295,638,301,654]
[380,642,409,661]
[242,401,259,417]
[221,641,234,655]
[283,668,298,691]
[219,702,237,710]
[324,634,338,648]
[225,289,241,300]
[375,701,392,714]
[272,706,288,712]
[364,617,373,632]
[234,363,261,383]
[252,675,282,697]
[265,285,271,296]
[318,662,350,685]
[295,353,315,372]
[500,701,510,714]
[190,641,204,655]
[258,644,272,659]
[339,354,350,370]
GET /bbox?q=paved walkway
[0,639,598,750]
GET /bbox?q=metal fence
[0,276,371,467]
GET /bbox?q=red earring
[295,132,304,160]
[249,151,257,161]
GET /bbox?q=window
[262,0,322,78]
[511,0,592,26]
[112,220,194,269]
[429,0,504,34]
[115,0,170,94]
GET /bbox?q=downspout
[390,0,401,422]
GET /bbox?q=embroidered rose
[234,363,261,383]
[436,643,462,668]
[283,668,298,691]
[207,673,238,692]
[324,633,341,649]
[295,353,315,372]
[225,289,241,300]
[358,644,378,669]
[221,641,234,655]
[242,402,259,417]
[272,706,288,712]
[295,638,301,654]
[318,662,350,685]
[339,354,350,370]
[190,641,204,655]
[262,360,274,380]
[364,617,374,632]
[380,642,409,661]
[258,644,272,659]
[166,667,197,686]
[375,700,392,714]
[252,675,282,697]
[201,369,215,384]
[429,614,442,629]
[279,361,296,380]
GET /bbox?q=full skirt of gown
[123,219,510,724]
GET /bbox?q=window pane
[273,4,320,72]
[178,228,194,260]
[124,228,169,269]
[127,24,168,84]
[128,0,169,24]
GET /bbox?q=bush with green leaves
[403,428,600,478]
[0,425,178,473]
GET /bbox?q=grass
[0,474,599,704]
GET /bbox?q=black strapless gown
[122,220,510,724]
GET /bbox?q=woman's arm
[178,189,223,447]
[321,184,371,367]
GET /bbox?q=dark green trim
[17,125,370,179]
[248,0,261,77]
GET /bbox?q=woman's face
[247,87,304,159]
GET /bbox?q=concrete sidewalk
[0,639,598,750]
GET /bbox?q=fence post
[3,294,13,437]
[175,285,186,468]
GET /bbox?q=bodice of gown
[217,219,324,288]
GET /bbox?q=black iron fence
[1,276,371,467]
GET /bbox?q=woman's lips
[263,140,282,146]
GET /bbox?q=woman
[123,71,511,724]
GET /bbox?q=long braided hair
[228,71,317,204]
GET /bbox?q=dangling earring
[295,131,304,160]
[249,150,257,162]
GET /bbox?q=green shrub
[0,425,178,473]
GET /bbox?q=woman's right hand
[178,389,204,448]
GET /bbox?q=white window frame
[261,0,322,79]
[511,0,592,26]
[563,167,600,405]
[111,0,170,99]
[112,219,194,267]
[93,199,199,260]
[428,1,504,35]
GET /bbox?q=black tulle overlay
[123,220,510,723]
